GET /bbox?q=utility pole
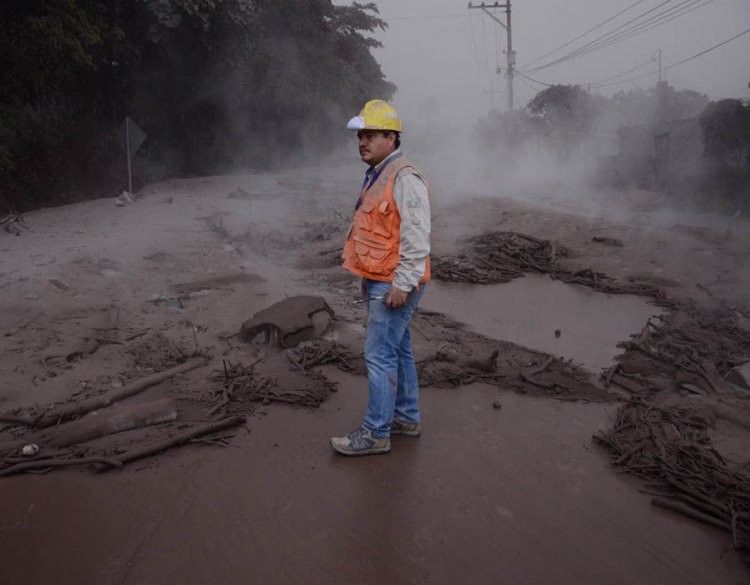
[652,48,662,82]
[652,49,667,191]
[468,1,515,112]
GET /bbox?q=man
[330,99,432,456]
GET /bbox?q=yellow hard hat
[346,99,402,132]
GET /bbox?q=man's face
[357,130,396,166]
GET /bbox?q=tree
[526,84,599,134]
[612,85,708,127]
[0,1,108,174]
[0,0,395,210]
[697,98,750,204]
[699,99,750,171]
[525,84,605,163]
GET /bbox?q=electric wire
[525,0,676,72]
[515,70,555,88]
[495,15,501,73]
[384,13,471,21]
[526,0,676,73]
[549,0,701,64]
[517,21,744,92]
[541,0,712,71]
[527,0,713,74]
[590,27,750,88]
[521,0,649,70]
[467,12,482,76]
[587,57,658,85]
[481,11,490,73]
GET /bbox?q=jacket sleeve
[392,170,431,292]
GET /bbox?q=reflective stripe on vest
[342,156,431,284]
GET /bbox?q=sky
[335,0,750,128]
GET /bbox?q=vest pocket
[359,201,396,239]
[353,238,396,276]
[358,201,376,233]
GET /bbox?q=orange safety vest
[342,154,431,284]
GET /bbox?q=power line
[521,0,648,70]
[482,11,490,73]
[591,27,750,88]
[587,57,656,85]
[541,0,713,71]
[548,0,699,64]
[526,0,714,75]
[495,14,501,70]
[383,13,469,21]
[517,24,748,92]
[527,0,676,73]
[467,13,482,76]
[665,26,749,69]
[515,70,555,87]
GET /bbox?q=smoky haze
[357,0,749,123]
[330,0,750,218]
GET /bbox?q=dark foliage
[699,99,750,171]
[527,84,600,134]
[0,0,395,211]
[696,99,750,206]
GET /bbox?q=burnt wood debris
[1,229,748,564]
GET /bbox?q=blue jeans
[361,279,425,438]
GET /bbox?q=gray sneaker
[330,427,391,456]
[390,418,421,437]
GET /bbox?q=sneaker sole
[330,441,391,456]
[390,429,421,437]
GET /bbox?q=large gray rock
[240,296,334,349]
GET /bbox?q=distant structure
[468,1,515,113]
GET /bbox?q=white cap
[346,116,365,130]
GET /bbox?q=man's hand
[385,287,408,308]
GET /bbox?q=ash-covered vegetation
[0,0,393,211]
[474,83,750,211]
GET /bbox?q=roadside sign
[117,117,147,194]
[118,117,147,155]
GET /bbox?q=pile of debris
[595,399,750,562]
[210,353,336,410]
[286,339,362,374]
[0,358,245,477]
[281,329,611,402]
[0,297,344,477]
[433,231,569,284]
[434,229,750,560]
[605,304,750,397]
[433,230,666,298]
[595,303,750,559]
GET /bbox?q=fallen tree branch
[0,399,178,453]
[528,356,554,377]
[0,456,124,477]
[36,358,206,427]
[3,449,74,464]
[0,414,35,427]
[603,363,620,388]
[519,371,555,389]
[651,497,732,533]
[98,415,246,470]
